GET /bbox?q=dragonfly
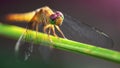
[6,6,113,61]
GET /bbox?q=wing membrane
[15,25,34,61]
[61,14,113,48]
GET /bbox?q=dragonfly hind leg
[35,23,39,39]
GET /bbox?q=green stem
[0,23,120,63]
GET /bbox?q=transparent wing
[61,13,113,48]
[38,45,52,63]
[15,25,34,61]
[38,13,52,62]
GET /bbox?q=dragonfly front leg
[55,25,66,39]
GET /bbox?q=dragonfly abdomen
[6,11,36,22]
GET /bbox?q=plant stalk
[0,23,120,63]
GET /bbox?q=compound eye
[55,11,64,18]
[50,14,57,20]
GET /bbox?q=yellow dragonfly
[6,6,113,61]
[6,6,66,60]
[6,6,66,38]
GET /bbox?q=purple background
[0,0,120,68]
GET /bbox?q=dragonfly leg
[51,25,58,37]
[32,22,36,29]
[44,24,55,48]
[55,25,66,39]
[48,27,53,43]
[43,24,53,41]
[43,24,51,34]
[35,23,39,39]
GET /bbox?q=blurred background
[0,0,120,68]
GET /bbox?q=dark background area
[0,0,120,68]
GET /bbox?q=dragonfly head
[50,11,64,26]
